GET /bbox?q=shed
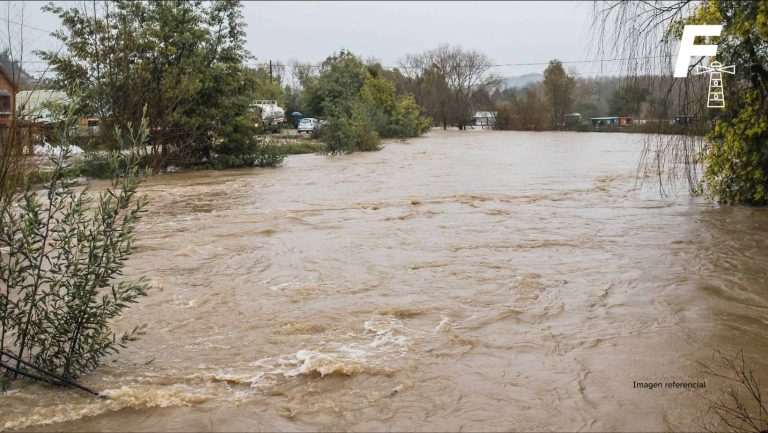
[471,111,497,129]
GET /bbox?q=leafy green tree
[248,67,284,102]
[301,50,369,118]
[390,95,432,140]
[302,51,430,153]
[543,60,575,129]
[690,1,768,204]
[39,0,257,169]
[322,101,381,154]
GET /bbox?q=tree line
[31,0,707,168]
[9,0,768,197]
[277,52,705,134]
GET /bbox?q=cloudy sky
[7,1,617,78]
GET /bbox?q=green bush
[386,95,432,140]
[75,152,127,178]
[279,140,325,155]
[703,89,768,204]
[210,135,287,169]
[253,141,288,167]
[0,110,150,391]
[321,104,381,154]
[302,51,430,153]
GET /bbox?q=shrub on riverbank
[207,135,287,169]
[74,152,142,179]
[74,134,288,178]
[0,109,150,391]
[278,140,325,155]
[320,103,381,154]
[300,51,431,154]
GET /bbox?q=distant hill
[502,73,543,89]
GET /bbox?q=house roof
[473,111,497,118]
[16,90,69,122]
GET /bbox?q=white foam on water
[435,317,453,333]
[2,385,212,430]
[1,317,413,430]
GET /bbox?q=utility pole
[269,60,273,83]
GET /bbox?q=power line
[0,16,53,34]
[245,55,668,71]
[14,55,670,70]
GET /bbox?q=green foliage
[703,89,768,204]
[679,0,768,204]
[209,135,287,169]
[277,140,325,155]
[302,50,369,119]
[301,51,430,153]
[75,152,129,179]
[0,106,151,390]
[248,67,284,102]
[389,95,432,140]
[40,1,256,169]
[320,102,381,154]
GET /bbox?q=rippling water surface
[2,130,767,431]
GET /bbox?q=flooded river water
[2,130,767,431]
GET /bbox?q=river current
[1,129,767,431]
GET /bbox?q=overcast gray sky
[6,1,614,78]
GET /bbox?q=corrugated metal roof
[16,90,69,122]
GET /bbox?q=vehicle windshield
[299,119,313,123]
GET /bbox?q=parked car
[297,117,318,134]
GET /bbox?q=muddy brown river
[2,130,767,431]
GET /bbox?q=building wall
[0,69,15,128]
